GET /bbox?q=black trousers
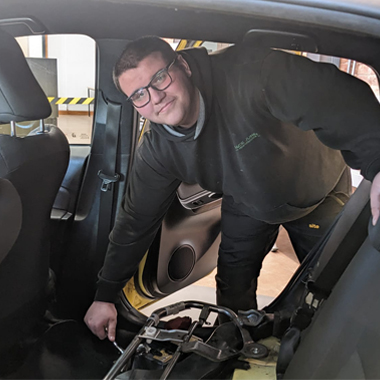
[216,168,351,312]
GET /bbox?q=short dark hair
[113,36,177,93]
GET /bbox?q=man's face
[118,52,198,128]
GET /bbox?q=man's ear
[177,55,192,77]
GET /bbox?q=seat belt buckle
[305,291,321,310]
[97,170,120,192]
[305,280,330,310]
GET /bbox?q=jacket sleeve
[95,135,181,303]
[260,50,380,181]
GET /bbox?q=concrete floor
[57,114,93,145]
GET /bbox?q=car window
[0,34,95,145]
[201,41,231,52]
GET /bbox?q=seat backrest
[284,222,380,378]
[0,30,69,356]
[0,178,22,264]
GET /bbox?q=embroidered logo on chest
[234,133,260,151]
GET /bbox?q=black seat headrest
[0,30,51,124]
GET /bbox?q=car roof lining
[0,0,379,38]
[0,0,379,68]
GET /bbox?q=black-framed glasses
[127,57,177,108]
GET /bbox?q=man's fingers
[87,320,107,340]
[84,301,118,341]
[96,325,108,340]
[370,172,380,226]
[372,207,379,226]
[107,319,117,342]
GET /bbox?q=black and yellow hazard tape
[48,97,94,105]
[176,39,203,50]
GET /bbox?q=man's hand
[370,172,380,225]
[84,301,117,341]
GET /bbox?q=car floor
[4,321,120,379]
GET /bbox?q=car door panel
[142,192,221,297]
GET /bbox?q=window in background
[0,34,96,145]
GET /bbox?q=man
[85,36,380,342]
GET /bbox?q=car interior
[0,0,380,379]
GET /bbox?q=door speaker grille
[168,245,195,282]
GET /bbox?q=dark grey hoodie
[95,45,380,302]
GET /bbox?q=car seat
[278,179,380,378]
[0,29,69,360]
[284,221,380,378]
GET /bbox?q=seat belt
[305,181,371,305]
[276,179,371,378]
[96,100,122,263]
